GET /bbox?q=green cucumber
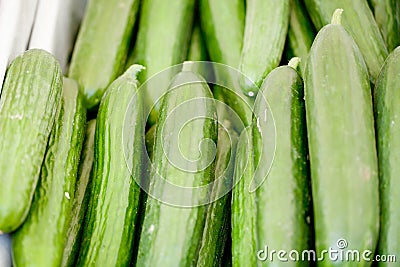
[374,47,400,265]
[286,0,316,74]
[197,125,238,267]
[12,77,86,267]
[231,127,257,267]
[252,58,312,266]
[0,49,63,233]
[62,119,96,267]
[76,65,145,266]
[239,0,290,95]
[129,0,195,125]
[68,0,140,110]
[304,0,388,82]
[135,68,217,266]
[370,0,400,52]
[305,10,379,265]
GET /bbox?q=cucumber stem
[331,9,344,25]
[288,57,301,70]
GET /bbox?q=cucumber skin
[62,119,96,267]
[129,0,195,125]
[370,0,400,52]
[286,0,316,74]
[253,64,312,266]
[231,128,258,267]
[135,71,217,267]
[12,78,87,267]
[305,22,379,266]
[0,49,63,233]
[374,47,400,266]
[68,0,140,110]
[197,127,238,267]
[76,65,145,267]
[239,0,290,94]
[304,0,388,82]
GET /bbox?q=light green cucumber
[76,65,145,266]
[62,119,96,267]
[135,68,217,267]
[12,77,86,267]
[0,49,63,233]
[305,10,379,266]
[68,0,140,109]
[374,47,400,266]
[129,0,195,125]
[239,0,290,95]
[304,0,388,82]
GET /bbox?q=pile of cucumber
[0,0,399,266]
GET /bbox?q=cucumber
[68,0,140,109]
[76,65,145,266]
[135,68,217,267]
[231,127,257,267]
[252,58,312,266]
[129,0,195,125]
[305,10,379,265]
[239,0,290,95]
[374,47,400,266]
[197,125,238,267]
[0,49,63,233]
[286,0,316,74]
[12,77,86,267]
[304,0,388,82]
[370,0,400,52]
[62,119,96,267]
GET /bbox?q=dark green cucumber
[62,119,96,267]
[197,125,238,267]
[68,0,140,109]
[370,0,400,52]
[0,49,63,233]
[252,58,312,266]
[305,10,379,266]
[76,65,145,266]
[286,0,316,74]
[304,0,388,82]
[12,77,86,267]
[129,0,195,125]
[374,47,400,266]
[135,68,217,266]
[239,0,290,95]
[231,127,257,267]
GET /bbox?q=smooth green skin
[188,24,208,62]
[0,49,62,233]
[197,127,238,267]
[305,22,379,266]
[231,128,258,267]
[12,78,86,267]
[374,47,400,266]
[239,0,290,94]
[286,0,316,75]
[304,0,388,82]
[252,65,312,266]
[62,119,96,267]
[136,71,217,267]
[199,0,253,130]
[76,65,145,267]
[129,0,195,126]
[68,0,140,110]
[370,0,400,52]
